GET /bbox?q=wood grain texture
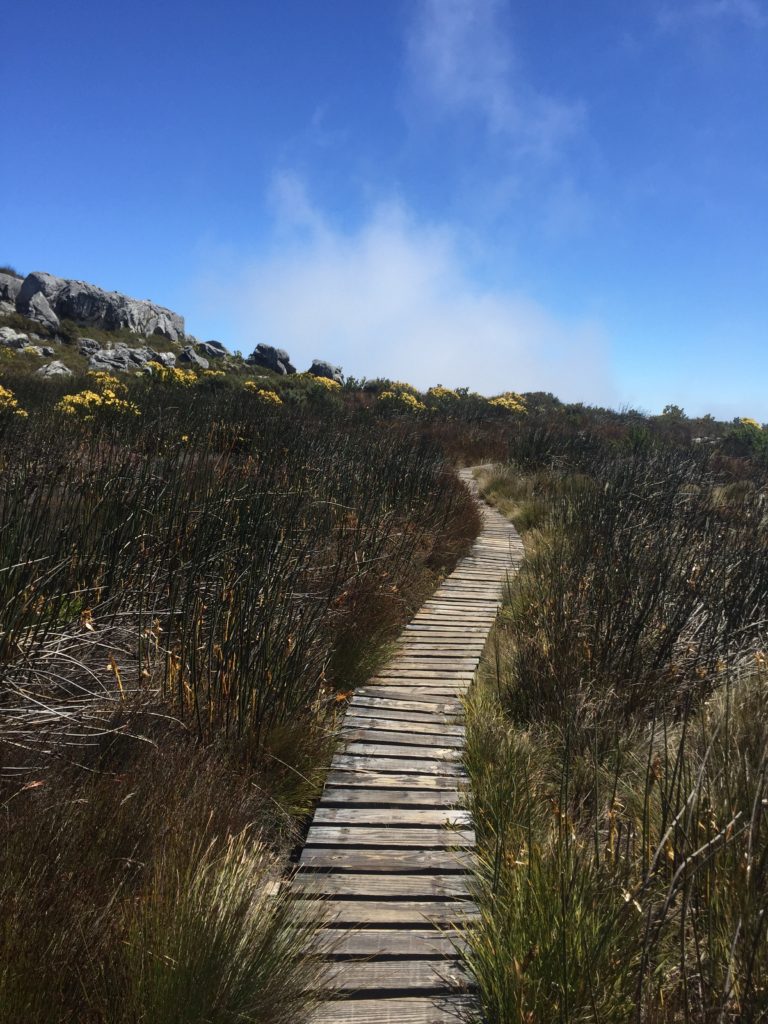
[326,959,473,993]
[309,996,477,1023]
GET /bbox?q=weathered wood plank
[326,959,473,993]
[323,770,468,790]
[320,787,462,807]
[303,827,474,848]
[351,696,463,714]
[294,873,471,898]
[344,715,464,736]
[309,995,477,1024]
[299,848,473,872]
[330,756,465,775]
[319,928,462,957]
[347,708,462,726]
[342,728,464,748]
[317,900,478,925]
[342,743,461,760]
[311,807,471,827]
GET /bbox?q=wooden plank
[311,807,471,827]
[330,756,465,776]
[342,743,461,760]
[323,771,468,790]
[344,716,464,736]
[317,900,478,925]
[310,995,476,1023]
[320,787,462,807]
[294,873,471,898]
[326,959,473,993]
[395,643,486,652]
[352,696,462,714]
[384,663,478,673]
[347,707,462,726]
[303,827,474,848]
[358,687,470,698]
[403,622,487,630]
[372,669,475,680]
[299,848,473,872]
[319,928,462,958]
[342,729,464,749]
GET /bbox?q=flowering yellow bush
[426,385,459,402]
[202,369,226,379]
[0,383,28,418]
[310,375,342,390]
[155,366,197,387]
[243,381,283,405]
[88,371,127,395]
[378,389,426,413]
[740,417,762,430]
[489,392,527,415]
[56,374,140,420]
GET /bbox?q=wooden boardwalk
[295,468,524,1023]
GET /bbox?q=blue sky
[2,0,767,418]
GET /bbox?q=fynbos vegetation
[465,441,768,1022]
[0,376,477,1023]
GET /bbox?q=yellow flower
[740,417,762,430]
[310,375,341,390]
[378,389,426,413]
[55,388,139,419]
[426,385,459,401]
[155,366,197,387]
[0,383,28,418]
[243,381,283,404]
[88,371,127,395]
[489,392,527,415]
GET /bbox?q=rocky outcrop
[0,272,22,305]
[177,345,209,370]
[197,340,228,359]
[27,292,60,331]
[77,337,102,356]
[36,360,73,378]
[0,327,29,350]
[86,342,177,373]
[308,359,343,383]
[247,344,296,375]
[14,271,184,341]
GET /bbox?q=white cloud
[216,178,615,403]
[406,0,584,158]
[658,0,767,30]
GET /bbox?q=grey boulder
[149,350,176,368]
[308,359,343,384]
[27,292,60,331]
[177,345,209,370]
[77,337,102,356]
[247,343,296,375]
[0,272,22,304]
[37,360,73,378]
[197,340,228,359]
[88,343,154,373]
[0,327,29,349]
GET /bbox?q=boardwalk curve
[296,468,524,1023]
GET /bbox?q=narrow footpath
[295,467,524,1024]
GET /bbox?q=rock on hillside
[308,359,343,383]
[14,271,184,341]
[247,343,296,374]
